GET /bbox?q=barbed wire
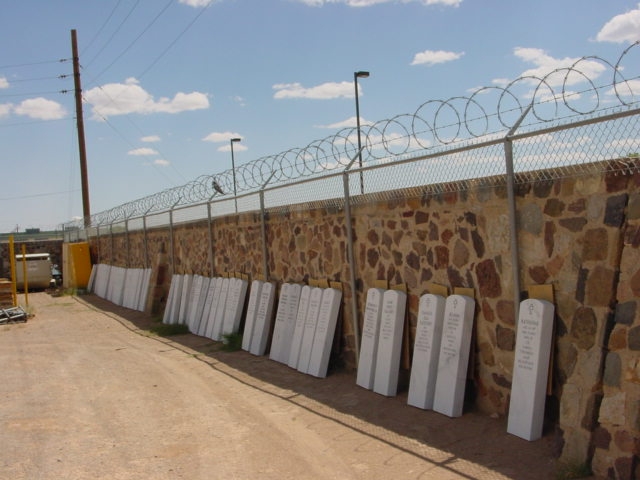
[67,42,640,229]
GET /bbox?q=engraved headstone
[197,278,216,336]
[137,268,152,312]
[187,275,204,332]
[162,274,178,324]
[211,277,230,340]
[507,298,555,441]
[407,293,446,410]
[373,289,407,397]
[249,282,276,355]
[168,275,184,325]
[242,280,264,351]
[356,288,385,389]
[192,276,211,334]
[287,285,311,368]
[204,277,224,339]
[277,283,301,364]
[307,288,342,378]
[296,287,324,373]
[270,284,294,363]
[222,277,248,336]
[432,294,475,418]
[178,274,193,325]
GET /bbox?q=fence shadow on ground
[76,293,564,480]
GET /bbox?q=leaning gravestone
[204,277,224,339]
[196,278,216,336]
[270,284,302,364]
[186,275,204,333]
[222,277,249,336]
[168,275,184,325]
[307,288,342,378]
[432,294,475,418]
[372,289,407,397]
[192,276,211,334]
[297,287,324,374]
[287,285,311,368]
[242,280,264,351]
[178,274,193,325]
[407,293,446,410]
[507,298,555,441]
[249,282,276,355]
[212,277,231,341]
[356,288,385,390]
[162,275,178,324]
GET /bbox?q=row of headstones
[162,275,248,342]
[355,287,554,441]
[88,264,151,312]
[161,276,343,379]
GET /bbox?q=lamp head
[355,71,370,79]
[230,137,241,143]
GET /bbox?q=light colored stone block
[211,277,230,341]
[186,275,204,333]
[192,276,211,334]
[307,288,343,378]
[197,278,216,336]
[249,282,276,355]
[297,287,324,373]
[270,284,302,364]
[288,285,311,368]
[242,280,264,351]
[204,278,224,339]
[433,294,475,418]
[356,288,385,390]
[507,298,554,440]
[373,289,407,397]
[408,293,446,410]
[222,278,248,336]
[178,274,193,325]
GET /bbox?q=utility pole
[71,29,91,228]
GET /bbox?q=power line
[0,189,81,202]
[81,0,125,55]
[0,59,69,69]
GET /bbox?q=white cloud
[84,78,210,119]
[141,135,161,143]
[153,159,170,166]
[217,143,248,152]
[596,4,640,43]
[273,81,354,99]
[512,47,606,86]
[178,0,215,7]
[411,49,464,66]
[14,97,67,120]
[0,77,9,89]
[295,0,461,7]
[316,116,374,129]
[202,131,243,143]
[0,103,11,118]
[128,147,158,156]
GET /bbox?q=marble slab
[242,280,264,351]
[287,285,311,368]
[307,288,342,378]
[249,282,276,355]
[296,287,324,373]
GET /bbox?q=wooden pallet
[0,280,15,308]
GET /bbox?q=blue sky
[1,0,639,231]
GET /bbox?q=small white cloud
[84,78,210,119]
[128,147,158,156]
[316,116,374,129]
[294,0,461,7]
[0,77,9,89]
[596,4,640,43]
[153,159,170,166]
[14,97,66,120]
[141,135,161,143]
[202,131,243,143]
[0,103,11,118]
[411,49,464,66]
[513,47,606,86]
[273,81,354,99]
[217,143,248,152]
[179,0,215,7]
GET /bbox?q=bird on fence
[212,179,225,195]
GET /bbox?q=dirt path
[0,292,560,479]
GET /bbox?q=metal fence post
[206,195,217,277]
[504,103,532,320]
[343,150,362,363]
[109,223,115,265]
[125,218,130,268]
[96,224,101,265]
[168,198,181,275]
[259,172,276,281]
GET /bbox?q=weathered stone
[605,170,629,192]
[614,456,636,480]
[582,228,608,262]
[529,265,550,284]
[585,266,616,306]
[624,224,640,248]
[556,342,577,385]
[628,193,640,220]
[367,230,380,245]
[393,250,403,266]
[404,266,418,290]
[441,229,454,245]
[415,210,429,225]
[603,352,622,387]
[514,182,531,197]
[481,299,495,322]
[447,265,465,288]
[452,240,469,268]
[496,300,515,326]
[411,241,427,257]
[471,229,485,258]
[615,301,637,326]
[459,226,469,242]
[464,211,477,226]
[367,248,379,268]
[576,268,588,303]
[496,324,515,351]
[478,341,495,366]
[604,194,628,227]
[492,373,511,388]
[393,230,404,246]
[434,245,449,269]
[381,231,392,249]
[428,222,439,241]
[476,259,502,298]
[591,426,612,449]
[534,180,554,198]
[420,268,433,283]
[406,251,420,270]
[609,326,628,351]
[559,217,587,232]
[629,325,640,351]
[630,269,640,297]
[568,198,586,214]
[544,198,565,217]
[544,221,556,257]
[571,307,597,350]
[614,430,637,453]
[519,203,543,235]
[581,392,603,431]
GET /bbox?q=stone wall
[89,159,639,477]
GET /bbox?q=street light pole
[354,70,369,195]
[230,137,241,213]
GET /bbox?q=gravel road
[0,292,558,479]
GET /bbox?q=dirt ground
[0,292,568,479]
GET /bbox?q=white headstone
[187,275,204,332]
[192,276,211,334]
[407,293,446,410]
[178,274,193,325]
[307,288,342,378]
[222,278,249,336]
[373,289,407,397]
[287,285,311,368]
[162,274,178,324]
[296,287,324,373]
[242,280,264,351]
[168,275,184,325]
[270,283,292,363]
[249,282,276,355]
[197,278,216,336]
[279,283,301,364]
[211,277,231,340]
[507,298,555,441]
[356,288,385,390]
[204,277,223,339]
[432,294,475,418]
[137,268,152,312]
